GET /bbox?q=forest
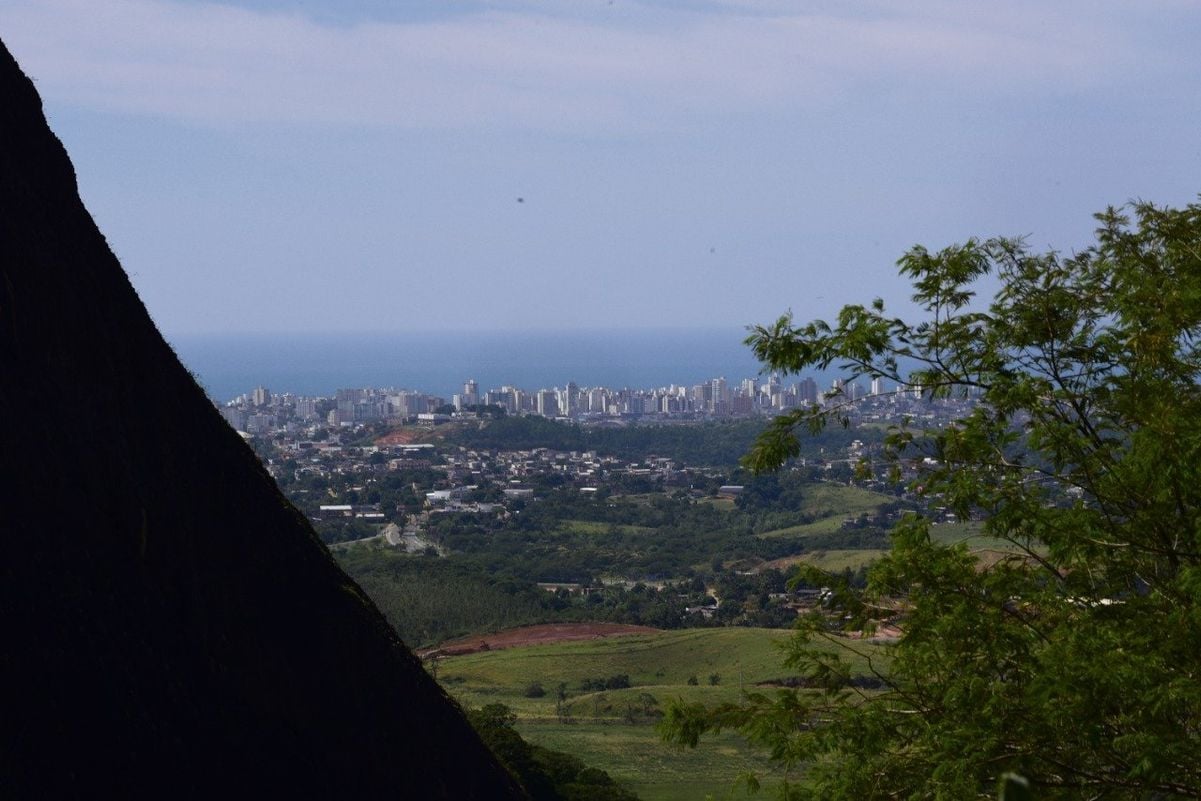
[334,465,899,646]
[445,414,867,466]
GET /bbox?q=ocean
[168,328,790,403]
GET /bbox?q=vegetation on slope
[468,704,640,801]
[446,415,869,467]
[439,627,889,801]
[329,467,918,647]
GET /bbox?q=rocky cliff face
[0,39,523,798]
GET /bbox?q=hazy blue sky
[2,0,1199,334]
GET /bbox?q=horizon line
[165,325,762,338]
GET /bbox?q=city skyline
[216,369,922,433]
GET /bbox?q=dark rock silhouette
[0,40,524,798]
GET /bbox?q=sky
[2,0,1199,335]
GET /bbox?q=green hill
[437,627,891,800]
[757,484,896,538]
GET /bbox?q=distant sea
[169,328,794,403]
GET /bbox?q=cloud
[0,0,1166,132]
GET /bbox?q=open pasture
[438,625,890,800]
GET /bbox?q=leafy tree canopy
[662,201,1201,799]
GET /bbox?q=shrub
[605,674,631,690]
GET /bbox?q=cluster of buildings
[439,447,682,488]
[273,435,727,533]
[216,374,947,434]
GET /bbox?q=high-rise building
[462,379,479,407]
[587,387,608,413]
[711,377,729,408]
[536,389,558,417]
[563,382,579,417]
[392,391,427,416]
[295,398,319,420]
[251,386,271,407]
[219,406,248,431]
[485,389,517,414]
[246,413,273,434]
[798,377,818,405]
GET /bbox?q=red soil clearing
[418,622,660,659]
[375,429,424,446]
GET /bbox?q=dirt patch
[418,622,660,659]
[759,554,808,573]
[374,428,425,446]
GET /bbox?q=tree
[661,201,1201,798]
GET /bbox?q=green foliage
[663,201,1201,798]
[312,517,379,545]
[424,480,892,589]
[441,628,868,800]
[468,703,641,801]
[517,722,780,801]
[579,674,632,692]
[332,438,907,650]
[999,773,1032,801]
[453,414,588,452]
[337,552,549,646]
[439,628,846,708]
[448,415,867,467]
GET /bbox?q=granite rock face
[0,39,523,799]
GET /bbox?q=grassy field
[440,628,796,714]
[695,496,737,509]
[758,484,896,539]
[560,519,654,536]
[438,627,889,800]
[516,721,786,801]
[927,520,1017,550]
[764,548,890,574]
[761,520,1022,575]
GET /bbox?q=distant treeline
[445,417,765,466]
[341,555,548,647]
[335,488,892,647]
[337,466,903,647]
[448,415,875,467]
[337,541,835,647]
